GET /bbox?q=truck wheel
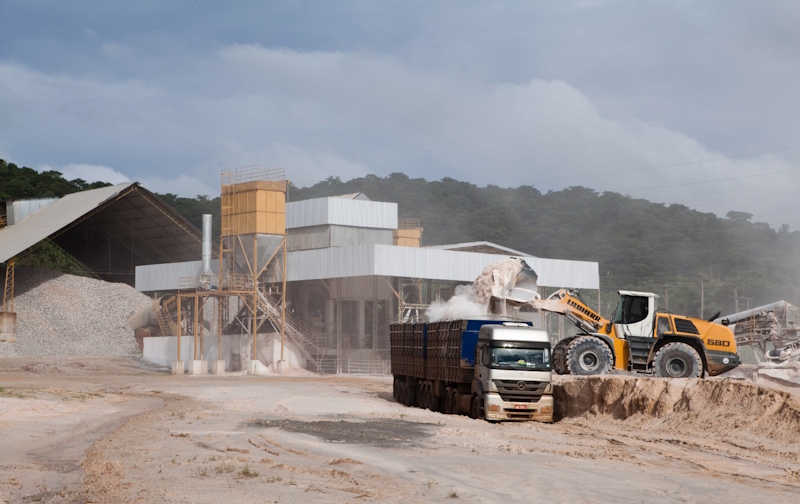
[393,378,398,400]
[653,342,702,378]
[407,382,418,407]
[470,395,482,419]
[443,388,453,414]
[566,336,613,375]
[552,340,570,375]
[451,392,461,416]
[430,389,441,412]
[398,382,406,405]
[420,382,429,410]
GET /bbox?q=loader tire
[552,339,570,375]
[653,342,702,378]
[566,336,613,375]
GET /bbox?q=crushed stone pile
[0,267,151,359]
[555,375,800,443]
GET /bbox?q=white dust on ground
[0,267,150,358]
[426,258,524,322]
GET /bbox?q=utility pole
[733,285,739,313]
[700,279,704,319]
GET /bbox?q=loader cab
[612,291,658,339]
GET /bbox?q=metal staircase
[153,296,178,337]
[256,290,329,373]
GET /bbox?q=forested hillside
[2,158,799,318]
[0,159,110,200]
[290,174,800,318]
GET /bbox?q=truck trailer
[390,319,553,422]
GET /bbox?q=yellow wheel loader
[529,288,740,378]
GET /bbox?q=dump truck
[526,288,740,378]
[390,319,553,422]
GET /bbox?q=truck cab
[473,324,553,422]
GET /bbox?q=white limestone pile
[0,267,151,358]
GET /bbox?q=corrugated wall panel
[136,260,202,291]
[330,226,393,247]
[286,198,397,229]
[7,198,59,225]
[288,226,394,251]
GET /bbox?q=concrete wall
[143,332,308,372]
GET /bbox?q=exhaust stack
[202,214,212,276]
[198,214,217,289]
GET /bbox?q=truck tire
[653,342,702,378]
[430,389,441,412]
[470,395,482,419]
[443,388,453,414]
[451,392,461,416]
[566,336,613,375]
[552,339,570,375]
[393,378,399,400]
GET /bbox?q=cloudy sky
[1,1,799,227]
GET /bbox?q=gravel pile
[0,267,151,359]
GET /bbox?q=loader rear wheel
[566,336,613,375]
[552,339,570,375]
[653,342,702,378]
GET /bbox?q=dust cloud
[425,284,488,322]
[425,258,526,322]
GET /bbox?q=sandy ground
[1,358,799,503]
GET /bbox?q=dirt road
[1,358,799,503]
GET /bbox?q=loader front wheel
[653,342,702,378]
[566,336,613,375]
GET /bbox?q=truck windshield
[490,347,551,370]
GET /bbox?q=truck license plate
[513,404,527,410]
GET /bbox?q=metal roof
[426,241,532,257]
[0,183,205,285]
[136,245,599,291]
[286,197,398,230]
[0,183,133,264]
[287,244,599,288]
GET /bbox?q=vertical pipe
[281,237,287,361]
[177,295,182,363]
[202,214,212,275]
[252,237,258,361]
[193,295,199,360]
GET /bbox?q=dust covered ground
[1,358,799,503]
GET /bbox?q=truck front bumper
[484,393,554,423]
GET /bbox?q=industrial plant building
[1,168,599,375]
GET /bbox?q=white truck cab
[473,324,554,422]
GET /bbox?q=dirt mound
[555,375,800,443]
[0,267,151,358]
